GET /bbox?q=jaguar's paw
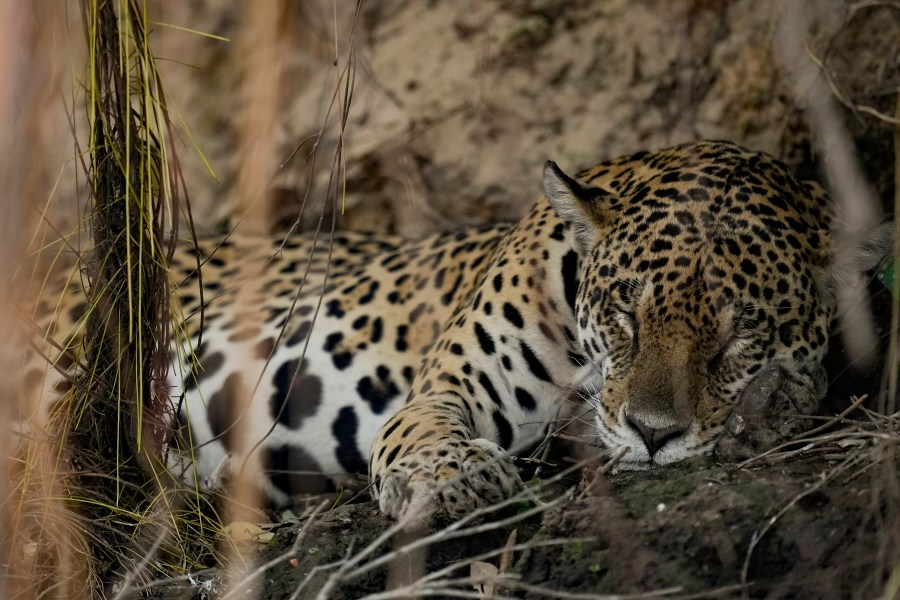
[374,438,522,523]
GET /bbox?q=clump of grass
[8,1,218,596]
[81,0,178,471]
[70,0,214,588]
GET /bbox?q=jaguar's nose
[625,414,687,457]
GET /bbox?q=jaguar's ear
[543,161,614,247]
[819,220,894,368]
[820,221,895,289]
[851,221,894,273]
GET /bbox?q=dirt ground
[148,445,898,599]
[35,0,899,598]
[146,0,897,240]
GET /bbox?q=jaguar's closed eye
[707,335,736,374]
[616,307,637,323]
[615,309,639,340]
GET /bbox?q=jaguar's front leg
[370,395,523,521]
[716,361,828,460]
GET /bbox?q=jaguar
[21,141,890,520]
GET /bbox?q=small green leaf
[882,259,896,295]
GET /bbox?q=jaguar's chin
[606,437,704,472]
[606,444,655,470]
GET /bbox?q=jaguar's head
[543,147,889,468]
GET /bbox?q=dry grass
[0,2,91,598]
[777,6,899,596]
